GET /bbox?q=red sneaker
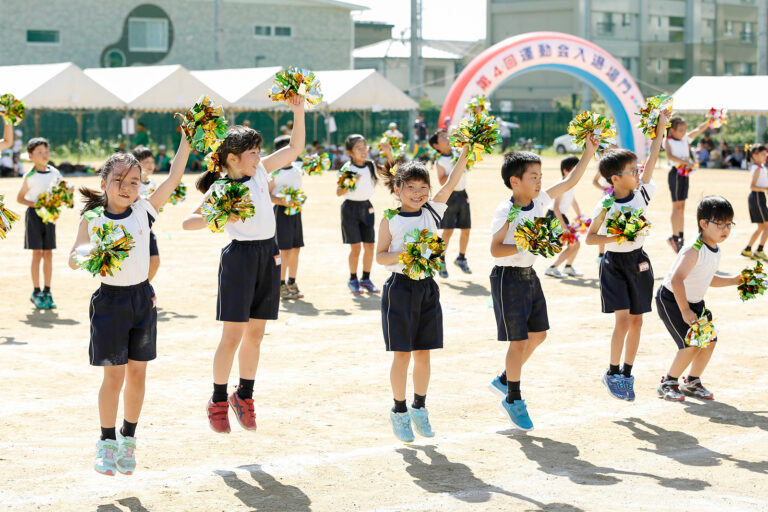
[207,399,231,434]
[228,391,257,431]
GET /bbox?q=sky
[351,0,486,42]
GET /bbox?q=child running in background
[656,196,741,401]
[132,146,160,282]
[742,144,768,261]
[545,156,584,278]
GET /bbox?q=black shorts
[89,280,157,366]
[489,266,549,342]
[545,209,570,227]
[217,238,280,322]
[381,273,443,351]
[668,167,689,202]
[656,286,715,350]
[748,191,768,224]
[24,207,56,250]
[274,206,304,250]
[341,199,375,244]
[600,249,654,314]
[441,190,471,229]
[149,230,159,257]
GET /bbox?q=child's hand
[584,132,599,154]
[681,308,698,325]
[460,144,470,158]
[380,140,392,154]
[287,95,304,113]
[227,214,240,224]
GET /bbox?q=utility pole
[757,0,767,142]
[213,0,220,69]
[409,0,422,146]
[580,0,592,110]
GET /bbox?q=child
[376,146,469,443]
[270,135,304,300]
[488,135,598,430]
[742,144,768,260]
[337,134,380,295]
[545,156,585,278]
[182,96,305,434]
[16,137,61,309]
[586,109,670,401]
[132,146,160,282]
[656,196,741,401]
[67,136,190,475]
[428,129,472,278]
[664,117,708,252]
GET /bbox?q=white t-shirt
[342,162,376,201]
[385,201,448,275]
[591,180,656,253]
[550,187,574,215]
[23,166,61,203]
[662,237,720,303]
[490,190,552,267]
[437,153,467,192]
[139,177,157,200]
[667,136,691,161]
[271,162,304,192]
[751,163,768,189]
[84,199,157,286]
[223,164,276,241]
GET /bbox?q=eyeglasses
[705,220,735,229]
[615,168,641,177]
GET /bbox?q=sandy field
[1,154,767,512]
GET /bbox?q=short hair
[344,134,366,151]
[669,116,686,130]
[131,145,153,161]
[273,135,291,151]
[598,148,637,180]
[27,137,49,154]
[501,151,541,189]
[697,195,734,232]
[560,155,579,176]
[428,129,446,149]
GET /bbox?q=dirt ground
[1,155,767,512]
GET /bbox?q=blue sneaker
[389,410,415,443]
[454,257,472,274]
[499,398,534,431]
[438,260,448,278]
[347,278,362,295]
[359,278,380,293]
[624,375,636,401]
[489,375,507,398]
[602,372,626,400]
[408,407,435,437]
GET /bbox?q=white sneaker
[116,432,137,475]
[94,438,118,476]
[563,265,583,277]
[545,266,564,278]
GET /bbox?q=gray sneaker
[280,284,298,300]
[681,377,714,400]
[657,377,685,401]
[287,282,304,299]
[545,266,565,278]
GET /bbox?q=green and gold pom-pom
[738,261,768,301]
[567,111,616,154]
[0,194,20,240]
[0,93,25,126]
[605,207,651,244]
[166,182,187,205]
[636,94,673,140]
[74,219,135,277]
[35,180,75,224]
[465,94,491,116]
[449,112,501,165]
[337,162,358,191]
[201,180,256,233]
[268,67,323,107]
[175,95,228,152]
[276,186,307,216]
[514,217,564,257]
[685,310,717,348]
[399,228,446,280]
[301,152,331,176]
[378,133,407,160]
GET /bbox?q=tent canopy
[190,67,282,110]
[672,76,768,115]
[0,62,123,109]
[317,69,419,111]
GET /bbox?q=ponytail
[195,125,262,193]
[79,153,139,215]
[379,160,430,195]
[746,144,767,164]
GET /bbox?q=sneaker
[347,278,362,295]
[42,291,56,309]
[623,375,636,401]
[545,266,564,278]
[30,291,46,309]
[94,438,118,476]
[389,410,415,443]
[601,372,626,400]
[408,407,435,437]
[287,282,304,299]
[115,432,136,475]
[280,283,298,300]
[681,377,714,400]
[563,265,583,277]
[438,260,448,279]
[499,398,534,431]
[755,250,768,262]
[488,375,507,398]
[667,236,680,253]
[741,249,757,259]
[454,257,472,274]
[657,377,685,401]
[359,279,380,293]
[228,391,257,430]
[207,399,231,434]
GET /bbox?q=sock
[549,264,556,268]
[412,393,426,409]
[499,371,507,385]
[287,277,296,285]
[236,378,254,400]
[565,264,572,268]
[665,374,678,383]
[759,245,765,252]
[33,287,41,294]
[745,246,752,252]
[120,420,137,438]
[687,375,699,382]
[392,399,407,413]
[350,273,358,281]
[458,253,466,260]
[671,234,679,241]
[621,363,633,378]
[362,271,371,280]
[212,383,228,403]
[281,280,286,285]
[608,364,621,375]
[599,252,605,257]
[43,286,50,293]
[506,381,522,403]
[678,231,684,240]
[100,427,116,441]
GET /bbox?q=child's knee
[614,312,630,328]
[628,315,643,328]
[125,362,147,381]
[349,243,361,255]
[102,369,125,388]
[412,350,430,362]
[392,351,411,364]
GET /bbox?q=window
[103,49,126,67]
[254,25,272,37]
[725,20,734,35]
[26,30,59,44]
[622,13,632,26]
[741,62,755,75]
[670,30,684,42]
[596,12,614,36]
[274,26,292,37]
[669,58,685,71]
[254,25,292,38]
[669,16,685,28]
[724,61,735,75]
[128,18,168,52]
[741,22,754,43]
[621,57,632,70]
[424,67,446,87]
[656,58,663,74]
[658,16,662,27]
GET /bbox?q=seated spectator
[725,145,745,168]
[696,141,710,167]
[155,145,172,172]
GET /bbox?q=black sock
[458,253,466,260]
[565,264,572,268]
[506,381,522,403]
[212,383,228,403]
[350,273,358,281]
[281,280,286,285]
[362,271,370,280]
[392,399,407,413]
[609,364,621,375]
[237,378,254,400]
[678,232,684,240]
[759,246,765,252]
[688,375,699,382]
[412,393,426,409]
[287,277,296,285]
[43,286,50,293]
[120,420,137,438]
[33,287,40,294]
[599,252,605,257]
[100,427,116,441]
[665,374,678,382]
[621,363,633,378]
[499,371,507,385]
[671,234,679,241]
[745,246,752,252]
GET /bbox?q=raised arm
[641,109,671,184]
[687,120,709,141]
[262,96,306,173]
[149,136,190,212]
[0,118,13,151]
[432,145,469,204]
[546,133,598,198]
[68,217,91,269]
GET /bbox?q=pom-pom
[399,228,446,280]
[201,180,256,233]
[605,207,651,244]
[301,153,331,176]
[685,309,717,348]
[571,214,592,234]
[166,182,187,205]
[75,217,135,277]
[707,108,728,130]
[0,194,20,240]
[567,111,616,154]
[636,94,673,140]
[449,112,501,165]
[175,95,228,152]
[378,133,407,160]
[738,261,768,301]
[276,186,306,215]
[675,161,697,177]
[268,67,322,107]
[514,217,564,257]
[337,162,358,191]
[35,180,75,224]
[465,94,491,116]
[0,93,25,126]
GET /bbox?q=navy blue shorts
[441,190,471,229]
[274,206,304,250]
[748,191,768,224]
[381,273,443,351]
[149,230,159,257]
[89,280,157,366]
[489,266,549,342]
[24,207,56,250]
[599,249,654,314]
[656,286,715,350]
[341,199,375,244]
[217,238,280,322]
[668,167,689,202]
[545,210,570,227]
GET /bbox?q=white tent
[318,69,419,111]
[0,62,122,109]
[672,76,768,115]
[190,67,282,110]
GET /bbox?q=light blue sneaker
[454,257,472,274]
[116,432,137,475]
[94,438,118,476]
[438,260,448,278]
[408,407,435,437]
[347,278,362,295]
[489,375,507,398]
[389,410,415,443]
[602,372,626,400]
[500,398,534,431]
[624,375,636,401]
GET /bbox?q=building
[486,0,762,111]
[0,0,365,70]
[354,21,395,48]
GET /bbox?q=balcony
[741,31,754,43]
